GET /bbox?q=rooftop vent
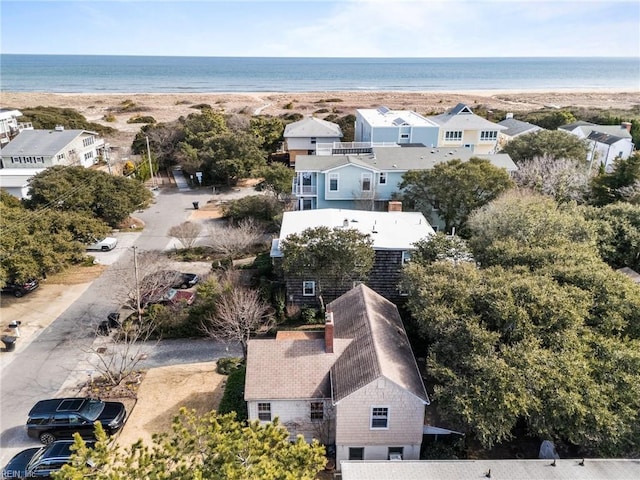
[54,125,64,131]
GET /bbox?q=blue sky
[2,0,639,57]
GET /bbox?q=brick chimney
[325,311,334,353]
[388,201,402,212]
[621,122,632,133]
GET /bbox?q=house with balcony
[0,108,32,146]
[0,127,106,198]
[558,121,634,171]
[283,117,343,165]
[292,144,517,229]
[270,208,435,305]
[355,106,439,146]
[245,284,430,470]
[427,103,505,154]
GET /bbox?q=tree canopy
[26,166,152,227]
[280,226,375,308]
[0,190,109,284]
[590,153,640,206]
[501,130,589,164]
[400,158,514,234]
[54,409,326,480]
[512,156,591,203]
[403,191,640,454]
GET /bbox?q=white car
[86,237,118,251]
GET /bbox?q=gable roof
[245,285,429,405]
[0,129,98,157]
[329,284,429,404]
[271,209,434,257]
[294,146,517,173]
[587,130,629,145]
[498,118,543,138]
[283,117,343,138]
[428,103,506,131]
[559,121,632,139]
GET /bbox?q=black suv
[2,440,94,479]
[1,279,39,298]
[27,397,126,444]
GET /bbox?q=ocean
[0,55,638,93]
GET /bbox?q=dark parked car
[142,270,199,290]
[1,279,39,298]
[27,397,126,445]
[2,440,94,479]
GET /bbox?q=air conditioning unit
[389,453,403,461]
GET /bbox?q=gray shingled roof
[559,122,632,139]
[283,117,343,138]
[0,129,96,157]
[428,104,506,131]
[244,338,352,400]
[295,147,517,172]
[587,130,627,145]
[329,284,429,404]
[498,118,543,137]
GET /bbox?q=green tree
[26,166,152,227]
[501,130,589,164]
[199,131,266,185]
[280,226,375,309]
[0,193,109,284]
[590,152,640,206]
[521,109,577,130]
[400,158,514,234]
[54,409,326,480]
[258,163,294,200]
[582,202,640,271]
[250,116,285,153]
[18,106,115,136]
[411,232,474,265]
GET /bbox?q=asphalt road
[0,184,242,463]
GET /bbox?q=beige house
[283,117,343,165]
[428,103,505,154]
[245,284,430,470]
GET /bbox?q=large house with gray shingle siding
[245,284,430,470]
[270,208,435,305]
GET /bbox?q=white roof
[271,209,434,257]
[1,129,99,157]
[429,104,506,131]
[358,107,439,128]
[0,168,45,187]
[0,108,22,120]
[340,459,640,480]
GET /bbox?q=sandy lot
[4,90,638,150]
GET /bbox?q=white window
[379,172,387,185]
[329,173,339,192]
[310,402,324,421]
[84,151,94,161]
[480,131,497,141]
[57,153,65,160]
[310,137,317,145]
[302,172,312,186]
[361,173,372,192]
[303,281,315,296]
[401,251,411,265]
[82,137,95,147]
[371,407,389,429]
[445,131,462,141]
[258,403,271,421]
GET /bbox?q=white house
[0,127,105,198]
[428,104,505,154]
[558,121,634,171]
[354,107,440,147]
[245,284,430,470]
[0,108,32,146]
[283,117,343,164]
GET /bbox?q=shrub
[301,306,320,324]
[280,113,303,122]
[218,365,247,420]
[190,103,212,110]
[103,113,116,122]
[314,108,329,114]
[283,102,294,110]
[127,115,156,124]
[221,195,283,226]
[216,357,244,375]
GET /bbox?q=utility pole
[146,135,156,189]
[132,246,142,323]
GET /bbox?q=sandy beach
[3,90,638,150]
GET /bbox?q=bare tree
[201,283,273,359]
[168,221,203,249]
[617,180,640,204]
[207,218,267,259]
[86,315,158,387]
[512,155,592,203]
